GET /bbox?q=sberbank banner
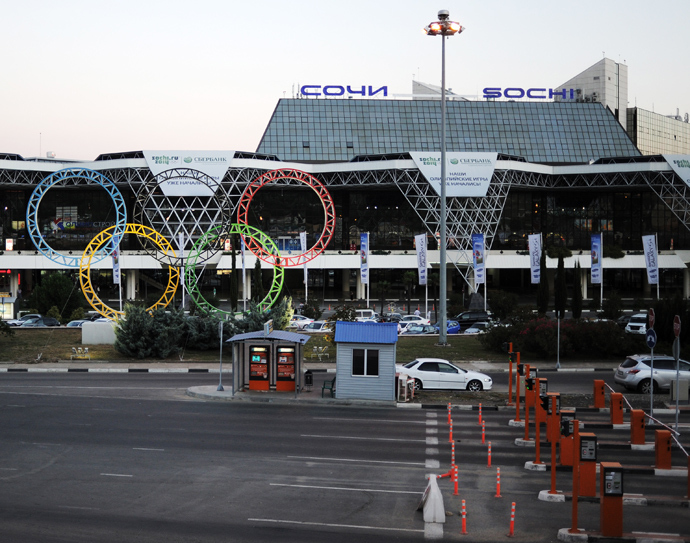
[409,152,497,197]
[664,154,690,188]
[143,150,234,197]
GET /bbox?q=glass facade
[258,99,641,163]
[627,107,690,155]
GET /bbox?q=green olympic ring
[184,224,284,317]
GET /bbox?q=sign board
[409,152,497,197]
[646,329,657,350]
[264,319,273,337]
[672,337,680,360]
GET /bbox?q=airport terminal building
[1,59,690,317]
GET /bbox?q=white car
[625,313,647,335]
[396,358,493,392]
[400,314,431,325]
[288,315,314,330]
[303,321,333,332]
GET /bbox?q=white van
[355,309,375,321]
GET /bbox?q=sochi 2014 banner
[143,150,234,197]
[472,233,485,284]
[591,233,603,284]
[409,152,497,197]
[360,233,369,285]
[528,234,541,284]
[642,234,659,285]
[111,234,120,285]
[415,233,427,285]
[663,154,690,188]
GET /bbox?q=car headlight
[484,378,492,382]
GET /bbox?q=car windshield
[629,316,647,324]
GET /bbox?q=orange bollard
[610,392,624,425]
[451,442,456,467]
[508,502,516,537]
[481,420,486,444]
[448,402,452,424]
[487,441,492,468]
[495,467,502,498]
[630,409,646,445]
[449,420,454,443]
[453,465,459,495]
[461,500,468,535]
[478,403,483,425]
[593,379,606,409]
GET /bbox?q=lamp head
[438,10,450,20]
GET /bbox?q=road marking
[270,483,421,495]
[249,518,423,533]
[100,473,133,477]
[288,455,424,466]
[301,434,425,443]
[59,505,100,511]
[426,437,438,445]
[312,417,428,425]
[133,448,165,452]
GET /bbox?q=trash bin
[304,370,313,390]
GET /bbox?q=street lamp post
[424,10,464,345]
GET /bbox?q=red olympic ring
[237,169,335,267]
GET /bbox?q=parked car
[614,354,690,394]
[379,313,403,323]
[20,316,61,327]
[400,314,430,325]
[624,313,648,335]
[66,320,87,327]
[288,315,314,330]
[402,324,437,335]
[464,321,491,335]
[453,311,492,332]
[303,321,333,332]
[396,358,493,391]
[7,313,43,326]
[616,314,632,328]
[433,320,461,335]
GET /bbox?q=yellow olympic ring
[79,223,180,321]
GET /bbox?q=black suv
[453,311,492,332]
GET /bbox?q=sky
[1,0,688,161]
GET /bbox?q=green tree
[377,280,391,315]
[324,304,357,343]
[536,248,550,315]
[571,261,583,319]
[487,290,519,322]
[300,298,322,320]
[114,305,186,359]
[26,272,85,319]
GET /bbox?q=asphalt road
[0,373,688,542]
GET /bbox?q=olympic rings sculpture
[27,168,127,268]
[79,223,180,321]
[236,169,335,267]
[184,224,284,316]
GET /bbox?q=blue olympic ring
[27,168,127,267]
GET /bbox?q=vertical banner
[300,232,308,284]
[415,234,427,285]
[528,234,541,284]
[111,234,121,285]
[642,234,659,284]
[360,233,369,285]
[590,233,602,284]
[241,236,246,276]
[472,233,485,285]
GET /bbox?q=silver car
[614,354,690,394]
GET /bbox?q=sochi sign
[483,87,577,100]
[300,85,388,97]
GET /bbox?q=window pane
[366,349,379,376]
[353,349,365,375]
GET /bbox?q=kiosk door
[276,347,296,392]
[249,346,270,391]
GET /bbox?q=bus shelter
[227,330,310,397]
